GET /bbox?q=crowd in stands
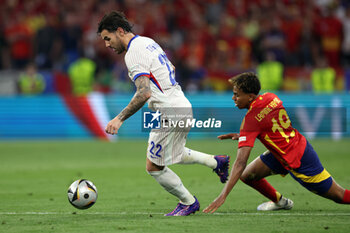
[0,0,350,95]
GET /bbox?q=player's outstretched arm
[217,133,240,140]
[203,146,252,213]
[105,76,151,135]
[117,76,151,121]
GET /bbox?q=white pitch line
[0,212,349,216]
[213,212,350,216]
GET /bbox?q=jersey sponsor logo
[143,110,161,129]
[239,136,246,142]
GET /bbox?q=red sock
[342,190,350,204]
[241,178,281,202]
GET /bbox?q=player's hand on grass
[105,117,123,135]
[217,133,239,140]
[203,194,226,214]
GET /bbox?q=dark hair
[228,72,261,95]
[97,11,133,34]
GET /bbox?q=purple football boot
[213,155,230,183]
[165,196,200,216]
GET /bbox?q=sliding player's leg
[290,142,350,204]
[320,178,350,204]
[241,151,293,211]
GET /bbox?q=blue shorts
[260,141,333,195]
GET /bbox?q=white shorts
[147,108,192,166]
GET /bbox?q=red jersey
[238,93,306,170]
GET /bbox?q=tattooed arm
[118,76,151,121]
[105,76,151,135]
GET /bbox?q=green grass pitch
[0,138,349,232]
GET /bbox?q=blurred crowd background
[0,0,350,96]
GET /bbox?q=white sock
[148,167,195,205]
[180,147,217,169]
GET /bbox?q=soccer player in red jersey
[204,72,350,213]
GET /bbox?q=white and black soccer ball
[67,179,98,209]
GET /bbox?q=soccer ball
[67,179,98,209]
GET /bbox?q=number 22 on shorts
[149,141,162,158]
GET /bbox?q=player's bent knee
[146,166,163,173]
[240,172,257,183]
[146,158,164,172]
